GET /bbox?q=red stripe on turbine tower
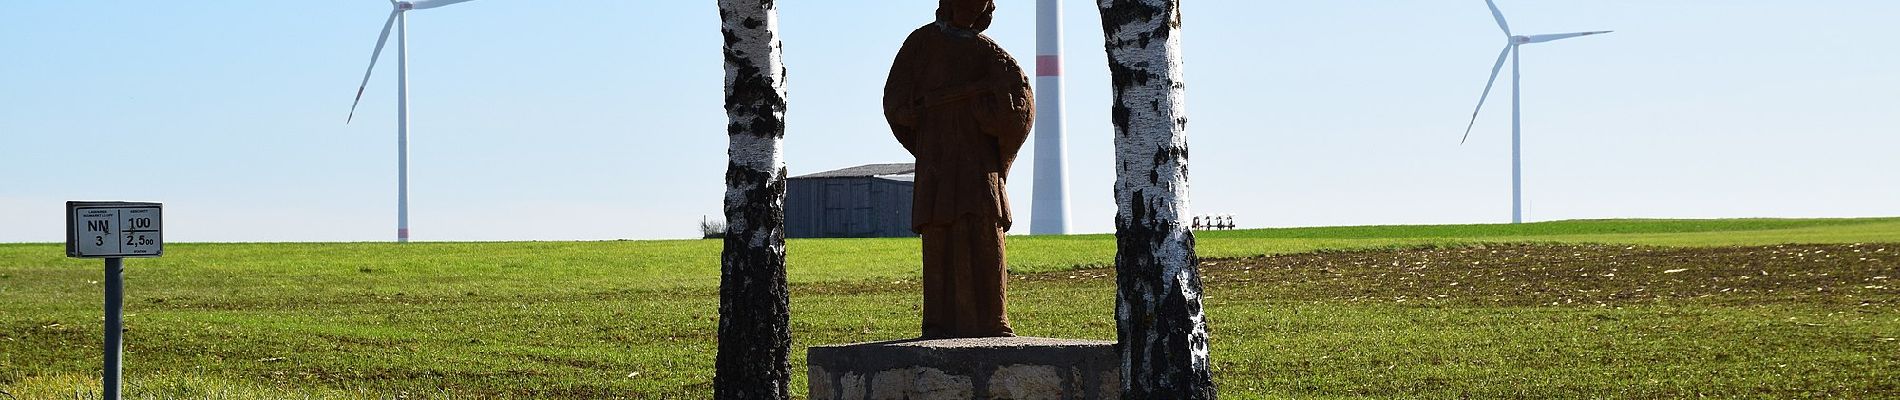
[1037,55,1061,77]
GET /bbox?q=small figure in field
[883,0,1034,339]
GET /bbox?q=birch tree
[714,0,791,398]
[1097,0,1216,398]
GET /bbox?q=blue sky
[3,1,1897,242]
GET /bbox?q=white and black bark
[1098,0,1215,398]
[714,1,791,399]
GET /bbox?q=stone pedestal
[807,336,1119,400]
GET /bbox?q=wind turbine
[1461,0,1610,224]
[1031,0,1072,234]
[346,0,480,242]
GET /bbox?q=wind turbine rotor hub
[1511,36,1530,44]
[397,2,414,10]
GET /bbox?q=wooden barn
[785,163,916,238]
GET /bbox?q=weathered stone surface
[808,336,1117,399]
[810,366,834,399]
[914,367,974,399]
[987,365,1061,399]
[868,369,909,399]
[841,372,867,400]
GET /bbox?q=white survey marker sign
[66,201,164,258]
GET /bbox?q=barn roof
[792,163,915,179]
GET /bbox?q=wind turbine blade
[1462,44,1514,144]
[348,9,400,124]
[407,0,479,10]
[1484,0,1511,36]
[1523,30,1612,44]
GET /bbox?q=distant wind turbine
[1461,0,1610,224]
[346,0,481,242]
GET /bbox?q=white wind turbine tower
[1461,0,1610,224]
[346,0,481,243]
[1030,0,1072,234]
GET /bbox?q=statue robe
[883,21,1034,338]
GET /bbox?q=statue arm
[884,32,926,156]
[975,45,1034,174]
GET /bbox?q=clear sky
[3,1,1896,242]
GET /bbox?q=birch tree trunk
[714,1,790,398]
[1097,0,1216,398]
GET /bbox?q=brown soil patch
[1028,243,1899,308]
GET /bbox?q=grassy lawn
[2,218,1897,398]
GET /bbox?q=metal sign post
[104,256,124,398]
[65,201,163,400]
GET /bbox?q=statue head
[936,0,995,32]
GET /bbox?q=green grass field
[3,218,1897,398]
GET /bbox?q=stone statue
[883,0,1035,339]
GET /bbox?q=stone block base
[807,336,1118,400]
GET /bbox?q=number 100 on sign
[66,202,163,258]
